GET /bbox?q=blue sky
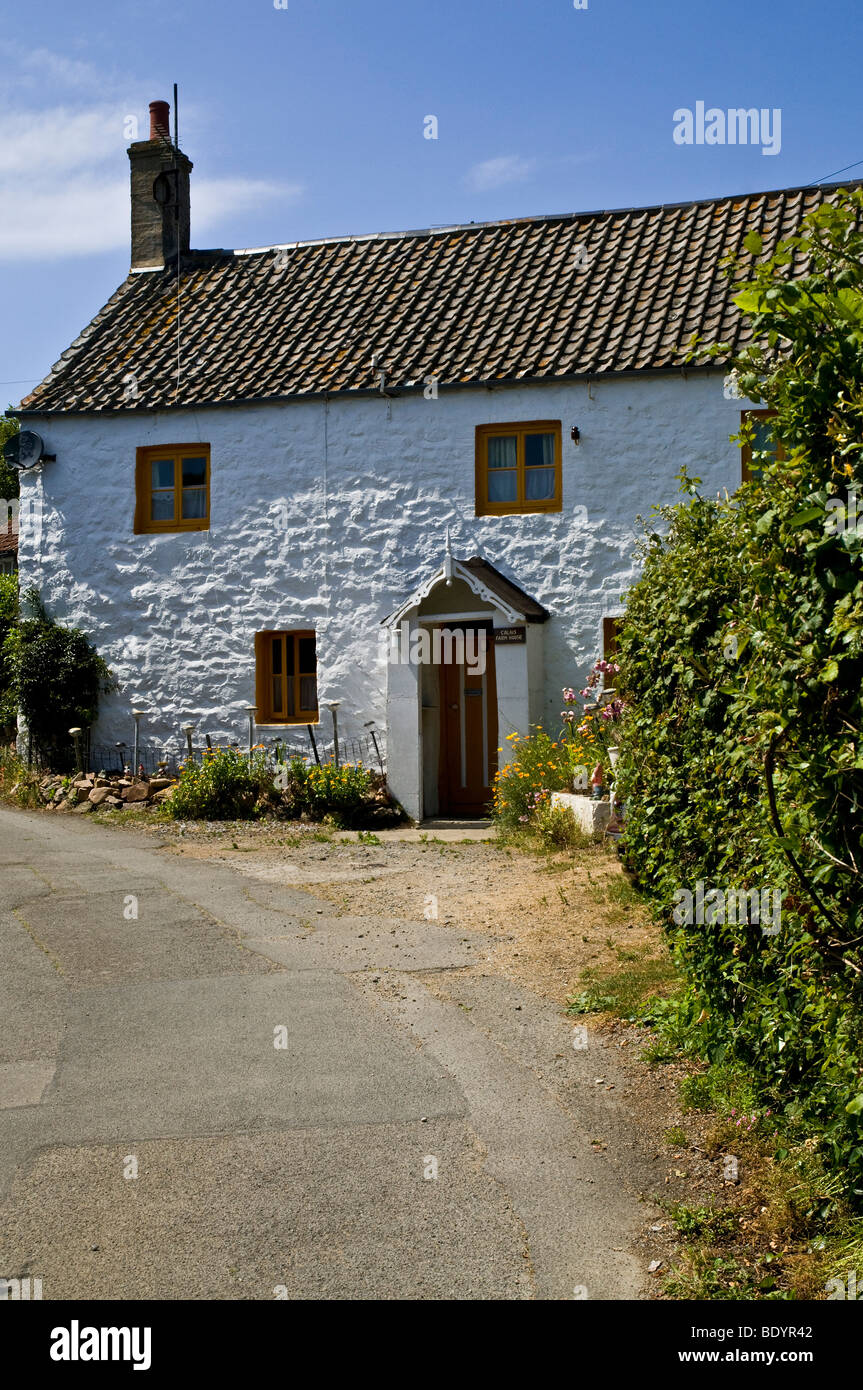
[2,0,861,404]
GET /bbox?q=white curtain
[488,436,517,469]
[525,433,555,500]
[181,488,207,519]
[487,435,517,502]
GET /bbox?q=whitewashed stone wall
[17,371,752,760]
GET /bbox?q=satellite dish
[3,429,45,471]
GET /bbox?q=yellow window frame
[475,421,562,516]
[134,444,210,534]
[255,629,319,726]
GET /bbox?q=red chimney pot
[149,100,171,141]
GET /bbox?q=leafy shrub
[0,574,18,735]
[170,751,401,828]
[0,414,19,506]
[275,756,400,829]
[493,673,627,831]
[0,744,42,807]
[169,748,275,820]
[492,727,574,826]
[534,800,589,850]
[616,189,863,1192]
[2,587,115,769]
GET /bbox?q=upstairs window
[255,630,319,725]
[475,422,562,516]
[740,410,783,483]
[135,444,210,533]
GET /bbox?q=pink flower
[562,687,577,703]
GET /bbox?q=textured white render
[17,371,752,772]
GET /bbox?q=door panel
[438,627,497,816]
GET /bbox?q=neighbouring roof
[0,522,18,555]
[20,181,859,415]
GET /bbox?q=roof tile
[20,182,858,414]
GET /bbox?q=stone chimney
[127,100,193,270]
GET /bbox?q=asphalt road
[0,806,656,1300]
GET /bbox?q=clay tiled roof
[0,522,18,554]
[20,181,858,415]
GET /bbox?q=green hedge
[616,190,863,1189]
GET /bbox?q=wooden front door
[438,626,497,816]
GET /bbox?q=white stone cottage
[12,101,849,818]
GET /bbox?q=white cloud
[0,171,300,262]
[465,155,537,192]
[0,107,131,177]
[15,48,114,92]
[0,63,303,261]
[195,178,302,229]
[0,177,128,259]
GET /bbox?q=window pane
[151,491,174,521]
[272,676,283,714]
[746,419,778,482]
[751,421,777,455]
[271,637,282,675]
[286,639,295,676]
[525,467,556,500]
[151,459,175,489]
[181,488,207,519]
[300,675,317,711]
[487,436,517,469]
[525,433,555,467]
[182,456,207,486]
[286,678,295,715]
[298,636,316,673]
[488,470,517,502]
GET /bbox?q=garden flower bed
[492,661,627,843]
